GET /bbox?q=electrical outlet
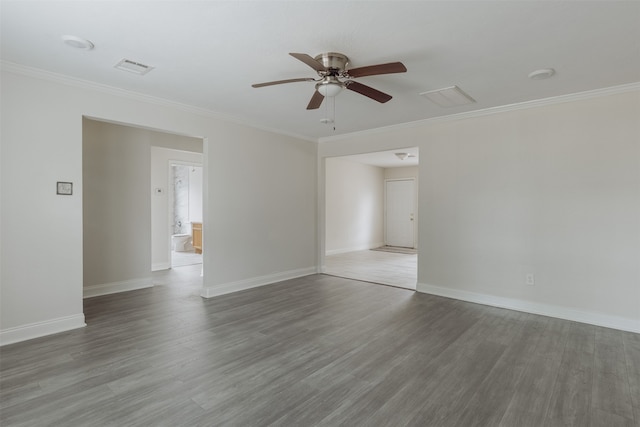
[525,274,535,286]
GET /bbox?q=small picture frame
[57,182,73,195]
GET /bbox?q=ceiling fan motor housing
[314,52,349,76]
[313,53,350,97]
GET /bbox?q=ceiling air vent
[420,85,476,108]
[114,58,154,75]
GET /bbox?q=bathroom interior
[171,163,203,268]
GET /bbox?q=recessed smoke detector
[528,68,555,80]
[114,58,154,75]
[420,85,476,108]
[62,35,94,50]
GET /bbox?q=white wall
[83,120,153,295]
[151,147,203,271]
[204,124,317,295]
[319,89,640,332]
[188,166,203,223]
[325,157,384,255]
[384,166,419,248]
[0,66,317,344]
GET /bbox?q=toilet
[172,234,194,252]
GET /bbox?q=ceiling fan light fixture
[315,81,344,97]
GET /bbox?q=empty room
[1,1,639,426]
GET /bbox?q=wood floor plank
[436,312,548,426]
[543,321,596,427]
[269,371,374,426]
[1,265,638,426]
[498,318,566,427]
[622,331,640,424]
[589,408,636,427]
[0,381,116,427]
[591,328,636,424]
[384,339,506,426]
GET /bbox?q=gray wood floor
[1,265,639,426]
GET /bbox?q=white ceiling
[2,1,639,141]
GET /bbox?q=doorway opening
[82,117,205,301]
[169,162,203,268]
[323,148,418,290]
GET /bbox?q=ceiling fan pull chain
[333,96,336,131]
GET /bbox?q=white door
[385,179,415,248]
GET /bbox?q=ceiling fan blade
[290,53,327,72]
[252,78,316,88]
[346,81,393,103]
[306,90,325,110]
[347,62,407,78]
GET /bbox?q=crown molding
[318,81,640,143]
[0,61,317,143]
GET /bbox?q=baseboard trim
[84,277,153,299]
[326,242,385,256]
[0,314,86,346]
[416,282,640,334]
[200,267,317,298]
[152,262,170,272]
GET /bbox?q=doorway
[169,162,203,268]
[323,149,418,289]
[83,118,204,299]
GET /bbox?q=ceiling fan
[252,52,407,110]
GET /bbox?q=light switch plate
[57,181,73,195]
